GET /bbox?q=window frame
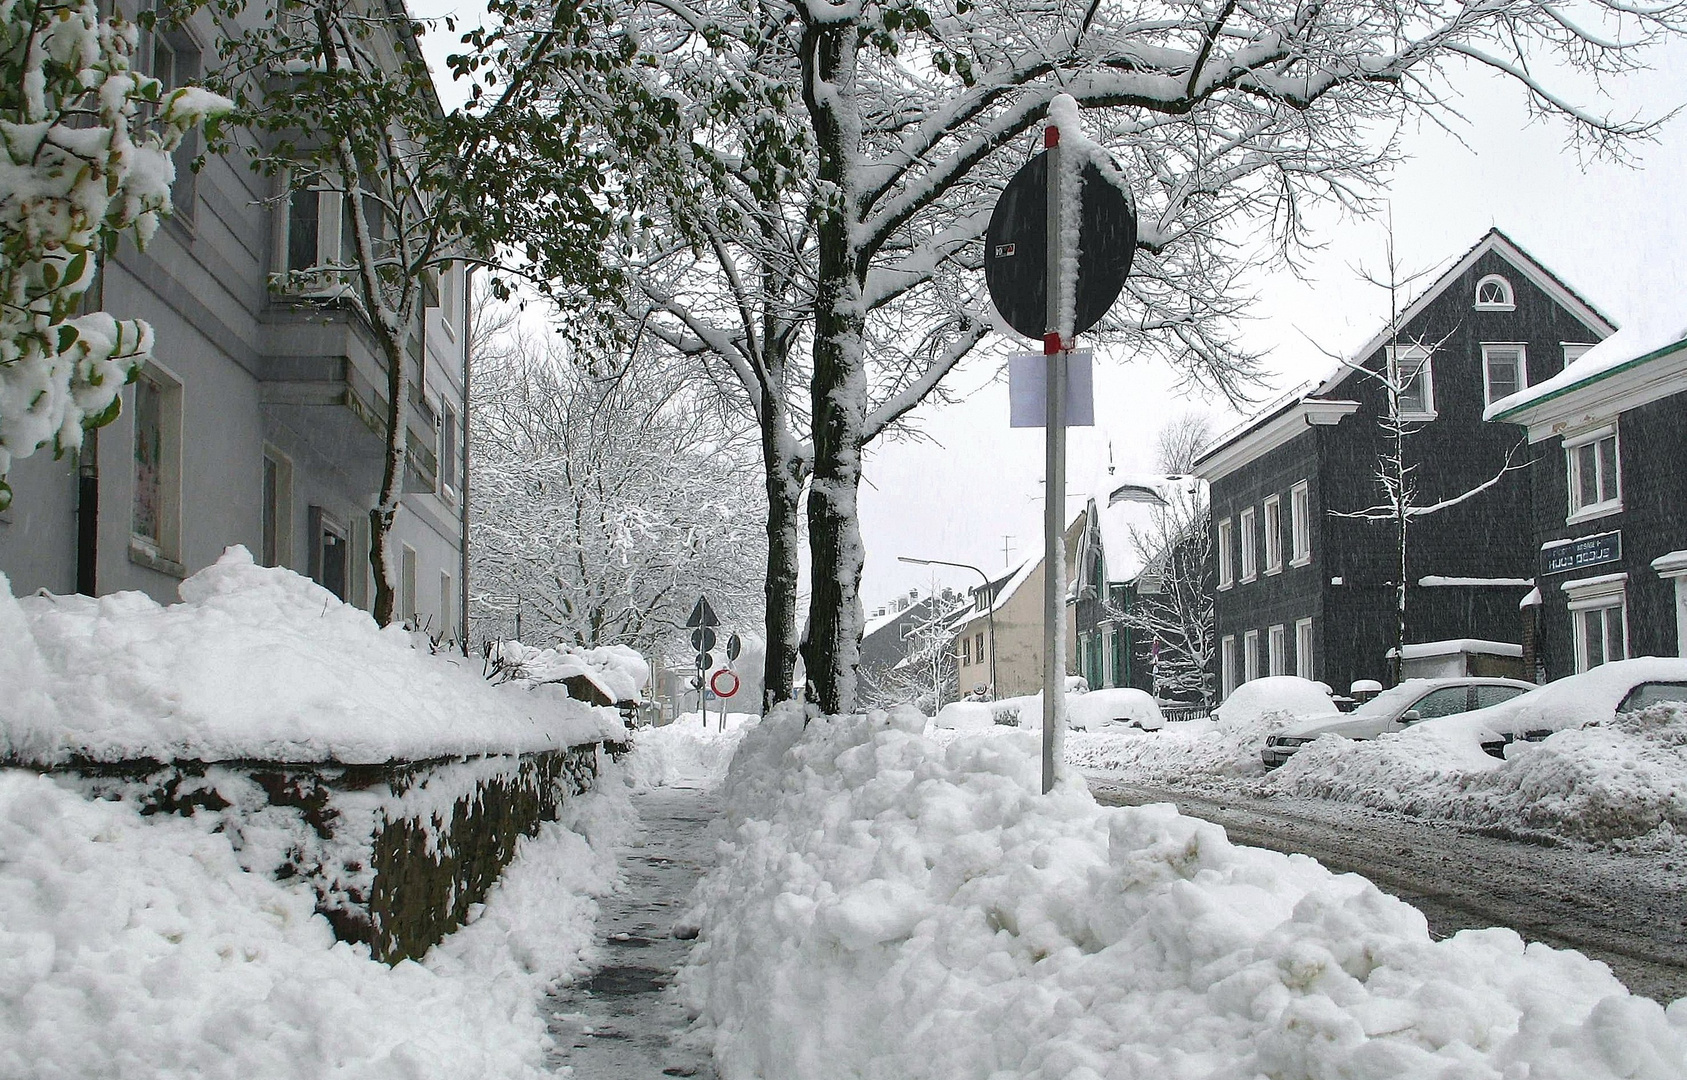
[440,570,454,641]
[1216,517,1235,590]
[1243,629,1260,683]
[1481,343,1528,407]
[961,634,971,667]
[1473,273,1515,311]
[261,446,294,569]
[975,631,985,665]
[1564,424,1622,523]
[1289,481,1311,567]
[1295,618,1314,680]
[128,361,185,575]
[1268,624,1286,676]
[1562,343,1596,366]
[1238,507,1257,583]
[1565,575,1628,673]
[307,505,350,601]
[1388,344,1436,420]
[1220,635,1237,699]
[439,401,460,501]
[401,543,418,624]
[1263,494,1283,575]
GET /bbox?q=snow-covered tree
[0,0,227,511]
[534,0,1686,714]
[203,0,623,626]
[468,310,765,662]
[860,604,961,714]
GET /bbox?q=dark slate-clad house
[1194,230,1615,698]
[1488,325,1687,678]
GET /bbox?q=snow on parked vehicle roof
[1213,676,1336,729]
[1418,657,1687,740]
[0,547,625,765]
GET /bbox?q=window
[401,544,418,623]
[1562,343,1595,366]
[1295,618,1314,680]
[1473,274,1515,311]
[961,635,971,666]
[1565,426,1621,520]
[1216,518,1234,590]
[130,365,182,571]
[975,632,985,664]
[440,404,459,499]
[1268,624,1286,676]
[1221,635,1237,699]
[1289,481,1311,566]
[438,263,459,340]
[1243,630,1260,683]
[1565,575,1628,673]
[261,448,294,568]
[1410,687,1474,721]
[1474,685,1529,710]
[1263,495,1283,574]
[1389,344,1435,418]
[144,24,202,219]
[308,506,349,601]
[1238,507,1257,583]
[1482,344,1527,406]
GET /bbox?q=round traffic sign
[984,149,1136,342]
[691,626,717,653]
[709,668,741,698]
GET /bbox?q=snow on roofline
[1487,323,1687,423]
[1384,639,1524,660]
[1417,576,1533,587]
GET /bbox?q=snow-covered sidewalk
[544,784,721,1078]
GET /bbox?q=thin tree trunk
[370,330,407,627]
[761,396,803,711]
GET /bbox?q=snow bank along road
[1087,775,1687,1003]
[545,785,719,1079]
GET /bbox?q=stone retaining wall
[31,744,600,963]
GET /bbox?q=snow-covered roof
[1387,639,1525,660]
[1487,314,1687,423]
[1082,473,1206,584]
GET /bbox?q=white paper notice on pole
[1007,350,1095,428]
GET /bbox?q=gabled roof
[1311,228,1616,398]
[1194,228,1615,480]
[1488,316,1687,428]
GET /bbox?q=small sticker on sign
[995,243,1016,257]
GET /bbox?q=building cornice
[1195,399,1359,481]
[1495,338,1687,443]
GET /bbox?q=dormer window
[1474,274,1515,311]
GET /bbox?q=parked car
[1068,688,1165,732]
[1417,657,1687,757]
[1261,677,1535,767]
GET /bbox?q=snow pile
[680,707,1687,1080]
[624,712,757,790]
[0,548,624,765]
[0,766,631,1079]
[1271,702,1687,849]
[490,639,652,704]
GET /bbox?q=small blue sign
[1542,530,1621,575]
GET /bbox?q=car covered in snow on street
[1416,657,1687,757]
[1066,687,1165,731]
[1261,677,1535,767]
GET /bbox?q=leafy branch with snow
[0,0,227,511]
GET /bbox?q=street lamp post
[898,556,997,702]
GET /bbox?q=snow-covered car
[1416,657,1687,757]
[1261,677,1534,768]
[1067,688,1165,731]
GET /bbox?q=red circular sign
[709,668,740,698]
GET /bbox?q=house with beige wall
[950,515,1083,698]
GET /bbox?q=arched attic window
[1474,274,1515,311]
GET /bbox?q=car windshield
[1617,682,1687,714]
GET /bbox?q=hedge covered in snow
[0,547,624,765]
[680,707,1687,1079]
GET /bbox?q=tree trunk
[370,328,408,627]
[797,17,867,715]
[761,399,803,711]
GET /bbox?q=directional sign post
[985,100,1136,795]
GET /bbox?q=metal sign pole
[1042,122,1066,796]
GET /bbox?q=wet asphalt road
[1087,774,1687,1003]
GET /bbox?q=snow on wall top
[490,640,651,704]
[0,547,625,765]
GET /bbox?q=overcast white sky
[411,10,1687,618]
